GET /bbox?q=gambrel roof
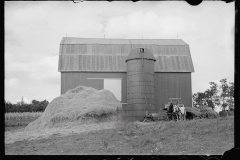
[58,37,194,72]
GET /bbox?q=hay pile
[185,107,219,119]
[25,86,121,131]
[199,107,218,119]
[185,107,202,119]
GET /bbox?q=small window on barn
[140,48,144,53]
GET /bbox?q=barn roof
[126,48,156,62]
[60,37,188,45]
[58,37,194,72]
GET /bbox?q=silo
[125,48,156,121]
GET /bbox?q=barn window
[140,48,144,53]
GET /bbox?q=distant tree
[209,82,218,97]
[193,79,234,109]
[31,99,40,105]
[219,78,229,109]
[192,93,198,106]
[204,89,214,108]
[5,100,13,113]
[5,98,49,113]
[220,78,229,98]
[31,99,49,112]
[194,92,206,106]
[228,82,234,109]
[229,82,234,98]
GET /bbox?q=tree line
[4,99,49,113]
[192,78,234,109]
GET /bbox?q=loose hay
[25,86,122,130]
[185,107,202,119]
[199,107,218,119]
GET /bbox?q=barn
[58,37,194,120]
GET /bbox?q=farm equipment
[143,110,164,122]
[142,98,184,122]
[143,112,154,122]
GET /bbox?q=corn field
[5,112,43,127]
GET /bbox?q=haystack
[25,86,122,131]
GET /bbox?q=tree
[192,93,198,106]
[220,78,229,98]
[229,82,234,98]
[219,78,229,109]
[204,89,214,108]
[194,92,206,106]
[209,82,218,97]
[228,82,234,109]
[208,81,219,105]
[192,79,234,109]
[5,100,13,113]
[31,99,40,105]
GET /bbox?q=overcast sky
[5,1,234,104]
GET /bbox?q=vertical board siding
[61,72,192,113]
[154,73,192,113]
[61,72,127,103]
[87,79,104,90]
[66,55,70,71]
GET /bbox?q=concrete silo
[125,48,156,121]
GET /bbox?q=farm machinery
[143,98,183,122]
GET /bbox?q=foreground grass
[5,116,234,155]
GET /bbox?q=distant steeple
[21,96,24,105]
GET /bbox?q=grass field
[5,115,234,155]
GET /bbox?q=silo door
[104,79,122,101]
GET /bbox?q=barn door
[104,79,122,101]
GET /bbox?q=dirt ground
[5,116,234,155]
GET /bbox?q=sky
[5,1,235,104]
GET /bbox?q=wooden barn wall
[61,72,127,103]
[61,72,192,110]
[154,72,192,112]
